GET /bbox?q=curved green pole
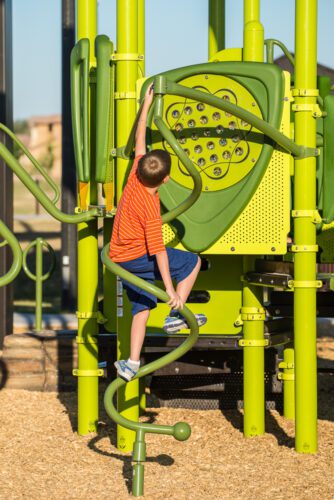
[0,143,98,223]
[0,220,22,287]
[161,79,317,159]
[0,124,60,204]
[264,39,295,66]
[102,246,198,497]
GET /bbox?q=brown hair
[137,150,171,187]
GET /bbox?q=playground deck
[0,371,333,499]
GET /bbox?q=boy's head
[137,150,171,188]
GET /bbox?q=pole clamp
[239,306,266,321]
[292,88,319,97]
[76,335,98,344]
[291,210,322,224]
[292,103,323,118]
[76,311,108,324]
[111,53,144,61]
[288,279,322,289]
[278,372,295,381]
[290,244,319,253]
[238,339,269,347]
[72,368,104,377]
[279,361,294,369]
[114,91,137,100]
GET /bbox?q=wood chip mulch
[0,380,333,500]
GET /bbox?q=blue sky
[12,0,334,120]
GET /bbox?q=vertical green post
[116,0,140,452]
[35,238,43,332]
[282,344,295,419]
[138,0,145,78]
[242,0,265,437]
[137,0,146,417]
[77,0,99,436]
[242,257,265,436]
[208,0,225,60]
[293,0,318,453]
[243,0,264,62]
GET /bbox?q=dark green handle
[95,35,114,183]
[0,220,22,287]
[71,38,90,182]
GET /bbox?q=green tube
[76,0,99,436]
[0,143,98,223]
[208,0,225,59]
[0,220,22,288]
[115,0,141,452]
[102,246,197,440]
[282,344,295,420]
[293,0,318,454]
[163,80,315,159]
[243,0,264,62]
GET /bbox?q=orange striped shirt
[110,156,166,262]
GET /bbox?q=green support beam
[208,0,225,59]
[76,0,99,436]
[293,0,318,453]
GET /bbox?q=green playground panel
[147,255,243,336]
[145,62,286,253]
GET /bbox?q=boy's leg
[176,256,201,304]
[130,309,150,361]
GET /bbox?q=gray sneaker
[114,359,139,382]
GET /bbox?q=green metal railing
[22,238,56,332]
[0,220,22,287]
[0,131,99,223]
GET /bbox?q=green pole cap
[173,422,191,441]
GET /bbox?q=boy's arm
[155,250,183,310]
[135,83,154,157]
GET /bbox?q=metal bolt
[230,246,235,251]
[271,247,276,251]
[205,186,209,191]
[205,75,209,79]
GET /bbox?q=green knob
[173,422,191,441]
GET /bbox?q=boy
[110,84,207,382]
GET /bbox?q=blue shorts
[119,247,199,315]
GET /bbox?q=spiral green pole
[102,247,198,497]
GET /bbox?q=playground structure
[1,0,334,496]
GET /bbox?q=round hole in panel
[197,103,205,112]
[213,166,222,176]
[219,138,227,147]
[188,119,196,128]
[172,110,180,119]
[185,106,193,115]
[235,147,244,156]
[222,95,230,101]
[212,112,221,121]
[194,145,203,154]
[207,141,215,150]
[216,125,224,134]
[229,121,236,130]
[175,123,183,132]
[197,158,206,167]
[232,135,240,143]
[183,148,190,156]
[179,136,186,144]
[222,150,231,160]
[241,120,248,127]
[200,116,208,125]
[191,133,199,141]
[210,154,218,163]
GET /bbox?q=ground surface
[0,371,333,500]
